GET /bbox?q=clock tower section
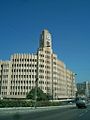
[39,29,52,52]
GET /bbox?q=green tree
[26,87,49,101]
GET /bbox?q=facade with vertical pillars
[0,29,76,99]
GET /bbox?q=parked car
[75,97,87,108]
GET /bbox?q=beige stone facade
[0,29,76,99]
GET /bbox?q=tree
[26,87,49,101]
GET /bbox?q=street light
[73,73,77,98]
[34,49,39,108]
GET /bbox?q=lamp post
[73,73,77,98]
[34,49,39,108]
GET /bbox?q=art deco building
[0,29,76,99]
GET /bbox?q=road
[0,105,90,120]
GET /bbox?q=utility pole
[74,73,77,98]
[34,49,39,108]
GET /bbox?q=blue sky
[0,0,90,83]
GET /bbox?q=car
[75,97,87,108]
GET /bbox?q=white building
[0,29,76,99]
[77,81,90,98]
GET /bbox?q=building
[0,29,76,99]
[77,81,90,98]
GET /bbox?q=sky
[0,0,90,83]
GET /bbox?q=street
[0,105,90,120]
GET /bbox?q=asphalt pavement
[0,104,90,120]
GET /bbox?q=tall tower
[37,29,53,96]
[85,81,89,98]
[39,29,52,50]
